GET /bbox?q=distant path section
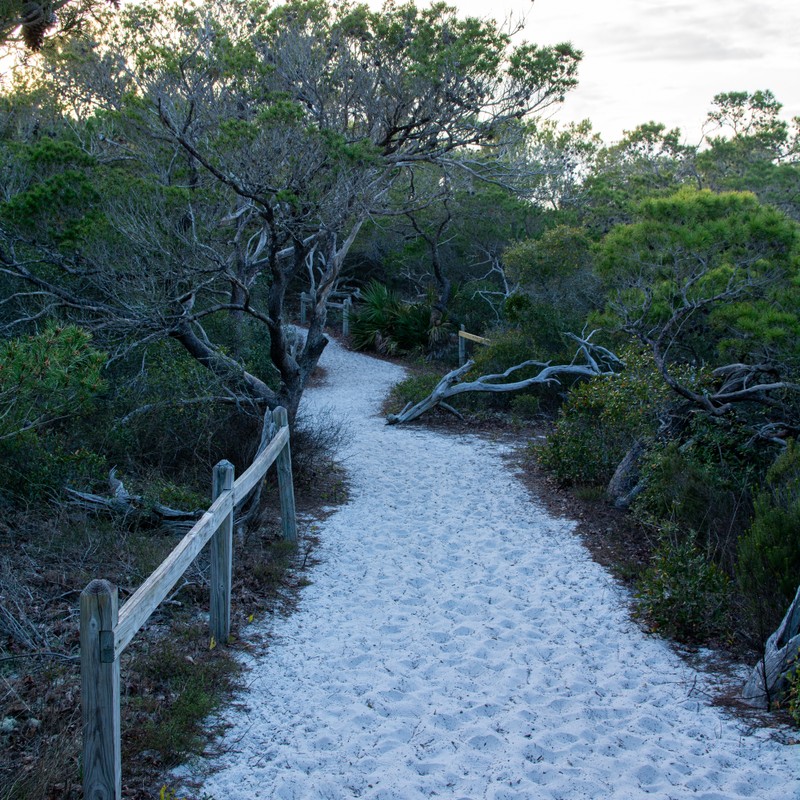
[178,337,799,800]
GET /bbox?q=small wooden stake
[342,296,352,337]
[210,460,235,645]
[272,406,298,542]
[81,579,121,800]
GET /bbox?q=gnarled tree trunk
[742,585,800,709]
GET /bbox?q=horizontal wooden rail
[458,325,491,365]
[234,426,289,502]
[112,492,234,661]
[458,330,491,345]
[81,406,296,799]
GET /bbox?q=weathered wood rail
[80,407,296,799]
[458,325,491,365]
[299,291,354,336]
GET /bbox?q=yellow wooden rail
[458,325,491,364]
[458,330,491,345]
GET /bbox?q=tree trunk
[171,321,278,410]
[606,440,646,509]
[742,585,800,709]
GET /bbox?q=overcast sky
[5,0,797,146]
[442,0,800,144]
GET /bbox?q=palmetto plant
[350,281,451,356]
[350,280,404,354]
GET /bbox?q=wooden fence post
[342,296,352,337]
[459,324,466,366]
[210,460,235,645]
[272,406,297,542]
[81,579,120,800]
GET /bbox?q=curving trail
[177,338,799,800]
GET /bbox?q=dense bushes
[737,441,800,630]
[107,338,265,481]
[350,281,450,356]
[538,348,674,486]
[387,372,444,411]
[636,531,732,642]
[534,339,799,649]
[0,316,280,507]
[0,325,108,503]
[632,413,773,566]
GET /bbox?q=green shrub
[350,281,449,356]
[737,441,800,629]
[538,348,670,486]
[449,281,505,335]
[466,328,561,413]
[392,301,433,353]
[387,372,443,411]
[0,324,108,503]
[350,280,403,353]
[472,328,539,373]
[501,296,575,362]
[108,339,262,480]
[636,531,732,643]
[786,657,800,727]
[0,435,108,503]
[626,389,776,580]
[509,393,541,421]
[0,323,105,438]
[537,380,624,485]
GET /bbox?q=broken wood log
[741,584,800,709]
[66,472,203,534]
[68,410,284,533]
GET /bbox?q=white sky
[440,0,800,145]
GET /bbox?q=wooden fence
[80,407,296,799]
[299,292,354,336]
[458,325,491,365]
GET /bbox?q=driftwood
[66,469,204,533]
[67,410,282,533]
[742,585,800,709]
[386,333,623,425]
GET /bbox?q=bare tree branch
[387,333,622,424]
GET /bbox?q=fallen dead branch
[386,332,623,425]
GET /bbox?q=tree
[373,161,542,329]
[502,223,600,360]
[517,117,602,214]
[698,90,800,221]
[597,187,800,445]
[3,0,582,422]
[0,0,117,51]
[579,122,697,234]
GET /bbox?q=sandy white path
[178,338,799,800]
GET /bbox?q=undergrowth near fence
[0,418,346,799]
